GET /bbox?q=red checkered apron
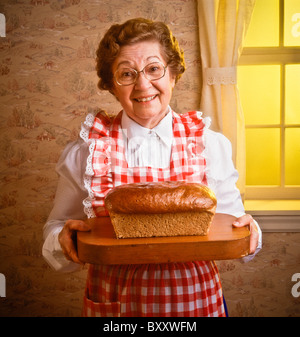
[81,110,226,317]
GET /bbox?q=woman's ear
[170,75,176,90]
[110,85,119,101]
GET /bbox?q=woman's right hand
[58,219,91,264]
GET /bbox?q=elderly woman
[43,18,262,317]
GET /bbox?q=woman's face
[112,40,176,129]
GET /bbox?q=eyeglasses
[114,62,167,86]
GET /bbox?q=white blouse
[42,110,262,272]
[121,107,173,168]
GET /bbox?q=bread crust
[105,181,217,214]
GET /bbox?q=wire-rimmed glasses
[114,61,167,86]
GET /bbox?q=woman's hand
[58,219,91,264]
[232,214,259,255]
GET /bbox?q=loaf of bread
[104,181,217,239]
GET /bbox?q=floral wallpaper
[0,0,299,317]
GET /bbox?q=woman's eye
[121,71,134,78]
[148,66,159,73]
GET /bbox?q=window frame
[239,0,300,200]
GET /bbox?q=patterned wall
[0,0,299,317]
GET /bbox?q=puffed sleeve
[42,139,89,272]
[204,129,244,216]
[204,129,262,261]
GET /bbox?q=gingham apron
[81,110,226,317]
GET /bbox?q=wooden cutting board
[77,213,250,265]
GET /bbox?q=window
[238,0,300,201]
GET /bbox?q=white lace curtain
[197,0,256,197]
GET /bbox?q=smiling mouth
[134,94,158,102]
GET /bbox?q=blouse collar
[121,106,173,147]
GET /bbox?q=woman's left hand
[232,214,259,254]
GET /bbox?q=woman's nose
[134,72,152,90]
